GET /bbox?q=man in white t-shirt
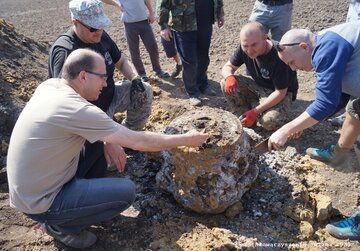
[7,48,208,249]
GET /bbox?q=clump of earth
[1,0,359,250]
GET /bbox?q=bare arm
[221,61,239,79]
[114,54,137,80]
[102,0,122,11]
[101,126,208,152]
[144,0,155,23]
[255,88,288,114]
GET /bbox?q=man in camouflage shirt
[159,0,225,106]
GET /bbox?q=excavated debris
[156,107,259,214]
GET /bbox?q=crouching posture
[220,22,298,131]
[7,49,208,249]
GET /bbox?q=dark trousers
[174,24,213,97]
[124,20,161,75]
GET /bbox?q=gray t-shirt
[119,0,148,23]
[7,79,120,214]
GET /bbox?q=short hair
[61,48,102,80]
[240,21,268,39]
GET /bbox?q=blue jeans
[174,24,213,97]
[26,176,136,234]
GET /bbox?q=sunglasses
[77,20,101,33]
[85,70,108,81]
[275,42,301,52]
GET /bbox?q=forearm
[279,111,319,136]
[115,56,137,80]
[221,61,237,79]
[132,131,194,151]
[145,0,154,14]
[103,128,197,152]
[255,89,287,114]
[102,0,121,8]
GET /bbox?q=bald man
[268,21,360,240]
[221,22,298,131]
[7,48,208,248]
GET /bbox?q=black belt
[258,0,292,6]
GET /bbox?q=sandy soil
[1,0,360,250]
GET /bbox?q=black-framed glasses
[85,70,108,81]
[76,20,100,33]
[275,42,301,52]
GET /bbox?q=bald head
[277,29,315,72]
[61,48,105,81]
[239,22,269,59]
[280,29,314,50]
[240,22,267,40]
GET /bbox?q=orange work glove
[224,75,237,94]
[240,109,258,127]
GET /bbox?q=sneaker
[326,212,360,240]
[170,64,182,78]
[156,69,170,78]
[139,74,149,82]
[189,97,202,106]
[43,224,97,248]
[329,113,346,127]
[201,86,217,96]
[306,144,336,162]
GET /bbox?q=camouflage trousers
[220,75,294,131]
[346,97,360,120]
[107,80,153,131]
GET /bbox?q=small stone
[225,201,244,218]
[314,193,332,222]
[299,221,314,240]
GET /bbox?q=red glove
[240,109,258,127]
[224,75,237,94]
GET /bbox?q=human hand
[148,13,155,24]
[268,129,289,151]
[104,142,127,172]
[184,129,209,147]
[240,109,258,127]
[130,77,147,109]
[224,75,237,94]
[161,28,173,41]
[218,16,225,28]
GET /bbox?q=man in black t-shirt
[220,22,298,131]
[49,0,153,178]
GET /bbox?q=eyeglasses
[85,70,108,81]
[275,42,301,52]
[76,20,100,33]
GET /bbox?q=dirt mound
[0,18,48,144]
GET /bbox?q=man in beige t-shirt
[7,48,208,249]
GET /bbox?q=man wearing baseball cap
[48,0,153,181]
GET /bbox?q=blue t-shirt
[306,21,360,121]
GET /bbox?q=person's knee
[116,179,136,206]
[259,110,283,131]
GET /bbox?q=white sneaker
[189,97,201,106]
